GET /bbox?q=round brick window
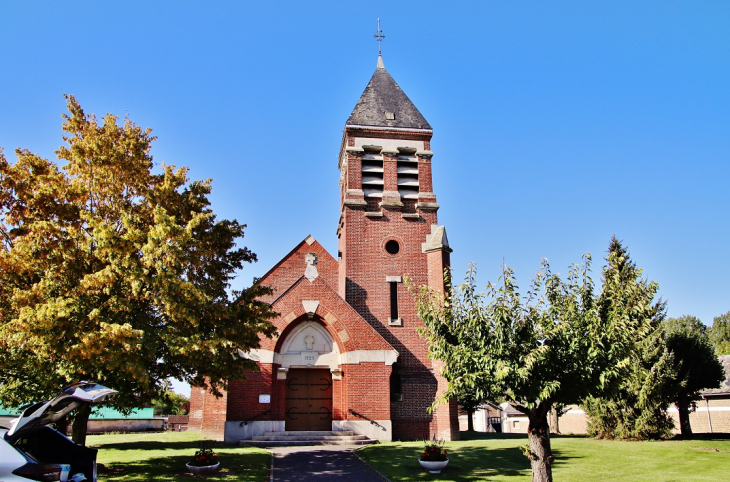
[385,240,400,255]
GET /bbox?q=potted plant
[186,445,220,475]
[418,439,449,474]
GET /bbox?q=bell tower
[337,52,458,441]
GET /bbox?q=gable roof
[346,56,432,130]
[262,274,395,353]
[257,235,338,304]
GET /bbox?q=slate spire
[346,56,432,130]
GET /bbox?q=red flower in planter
[419,439,448,462]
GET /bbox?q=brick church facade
[189,54,459,443]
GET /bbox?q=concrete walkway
[270,445,388,481]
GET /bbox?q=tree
[414,237,660,482]
[548,404,569,435]
[662,315,725,436]
[152,390,190,416]
[709,312,730,355]
[583,325,676,440]
[457,387,484,433]
[0,96,277,445]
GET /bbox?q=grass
[357,432,730,481]
[89,431,270,481]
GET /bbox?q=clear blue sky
[2,2,728,395]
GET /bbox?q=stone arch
[274,317,341,370]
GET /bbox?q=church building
[189,52,459,443]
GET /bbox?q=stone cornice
[416,202,440,212]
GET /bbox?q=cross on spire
[374,18,385,56]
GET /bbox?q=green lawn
[89,431,270,481]
[357,432,730,482]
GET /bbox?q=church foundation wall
[224,420,284,444]
[333,420,392,441]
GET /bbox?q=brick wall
[343,362,392,420]
[227,366,274,421]
[188,384,228,440]
[339,126,458,440]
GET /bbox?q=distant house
[458,402,503,432]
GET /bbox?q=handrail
[239,409,270,426]
[348,408,387,431]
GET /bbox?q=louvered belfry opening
[396,147,419,200]
[361,145,384,198]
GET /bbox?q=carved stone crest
[304,252,319,281]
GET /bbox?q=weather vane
[374,18,385,56]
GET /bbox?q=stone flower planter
[186,462,220,475]
[419,458,449,474]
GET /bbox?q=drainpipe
[703,396,713,434]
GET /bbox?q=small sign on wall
[259,394,271,404]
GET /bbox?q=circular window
[385,240,400,255]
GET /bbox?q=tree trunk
[53,415,70,435]
[528,411,553,482]
[71,404,91,446]
[467,407,474,432]
[549,406,560,435]
[676,396,692,436]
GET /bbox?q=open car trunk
[3,382,117,482]
[12,426,98,481]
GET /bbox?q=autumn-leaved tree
[0,96,277,445]
[414,238,659,482]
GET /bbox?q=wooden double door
[284,368,333,431]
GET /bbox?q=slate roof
[346,56,432,130]
[701,355,730,397]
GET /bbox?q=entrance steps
[240,430,377,447]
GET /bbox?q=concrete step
[240,430,376,447]
[241,439,377,447]
[261,430,355,437]
[252,435,369,441]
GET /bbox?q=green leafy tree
[710,312,730,355]
[0,96,277,445]
[457,388,484,433]
[582,238,675,441]
[583,325,676,440]
[414,237,660,482]
[662,315,725,436]
[152,390,190,416]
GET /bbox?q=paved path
[270,445,387,481]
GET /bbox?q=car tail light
[12,462,61,481]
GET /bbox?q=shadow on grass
[672,433,730,441]
[459,431,589,441]
[361,445,531,481]
[99,452,269,481]
[361,434,585,480]
[94,439,217,451]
